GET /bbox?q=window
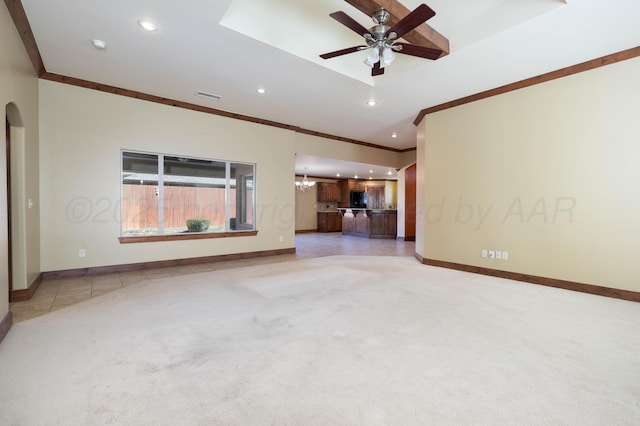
[121,151,255,237]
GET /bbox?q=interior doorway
[5,117,13,297]
[404,163,416,241]
[5,102,28,300]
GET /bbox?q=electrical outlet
[488,250,495,259]
[79,249,86,258]
[278,236,283,242]
[503,251,509,261]
[481,249,487,258]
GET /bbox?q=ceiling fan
[319,3,443,76]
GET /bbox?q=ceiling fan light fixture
[380,47,395,68]
[363,48,379,68]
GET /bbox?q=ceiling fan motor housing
[372,8,391,37]
[366,8,393,49]
[372,8,390,25]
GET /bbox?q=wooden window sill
[119,230,258,244]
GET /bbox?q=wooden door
[405,164,416,241]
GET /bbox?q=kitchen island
[337,208,397,239]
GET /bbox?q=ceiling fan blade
[320,46,367,59]
[330,11,370,37]
[371,61,384,76]
[395,43,442,60]
[386,4,436,39]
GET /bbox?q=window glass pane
[163,156,227,233]
[121,152,159,235]
[230,162,255,230]
[121,151,255,237]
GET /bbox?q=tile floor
[10,233,415,323]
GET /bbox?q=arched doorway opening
[5,103,25,299]
[5,116,12,296]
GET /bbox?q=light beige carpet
[1,256,639,425]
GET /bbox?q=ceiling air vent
[196,91,222,100]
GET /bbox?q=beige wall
[1,1,40,316]
[415,127,426,256]
[418,56,640,292]
[39,80,296,271]
[384,181,397,209]
[294,177,346,232]
[295,132,412,169]
[398,150,417,171]
[39,81,409,270]
[294,184,318,231]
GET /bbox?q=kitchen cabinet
[338,180,349,208]
[370,210,397,238]
[347,180,367,192]
[316,182,342,202]
[366,185,385,209]
[317,212,342,232]
[338,179,367,208]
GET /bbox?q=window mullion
[225,162,230,231]
[158,154,165,234]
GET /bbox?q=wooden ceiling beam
[345,0,449,57]
[4,0,46,76]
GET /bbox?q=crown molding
[414,45,640,125]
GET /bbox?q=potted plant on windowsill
[186,218,210,232]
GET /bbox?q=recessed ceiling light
[367,100,376,107]
[387,170,393,175]
[369,170,373,173]
[369,177,373,180]
[91,39,107,50]
[354,174,358,179]
[137,19,158,32]
[336,173,340,177]
[256,88,266,94]
[391,132,397,138]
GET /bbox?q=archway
[5,103,25,299]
